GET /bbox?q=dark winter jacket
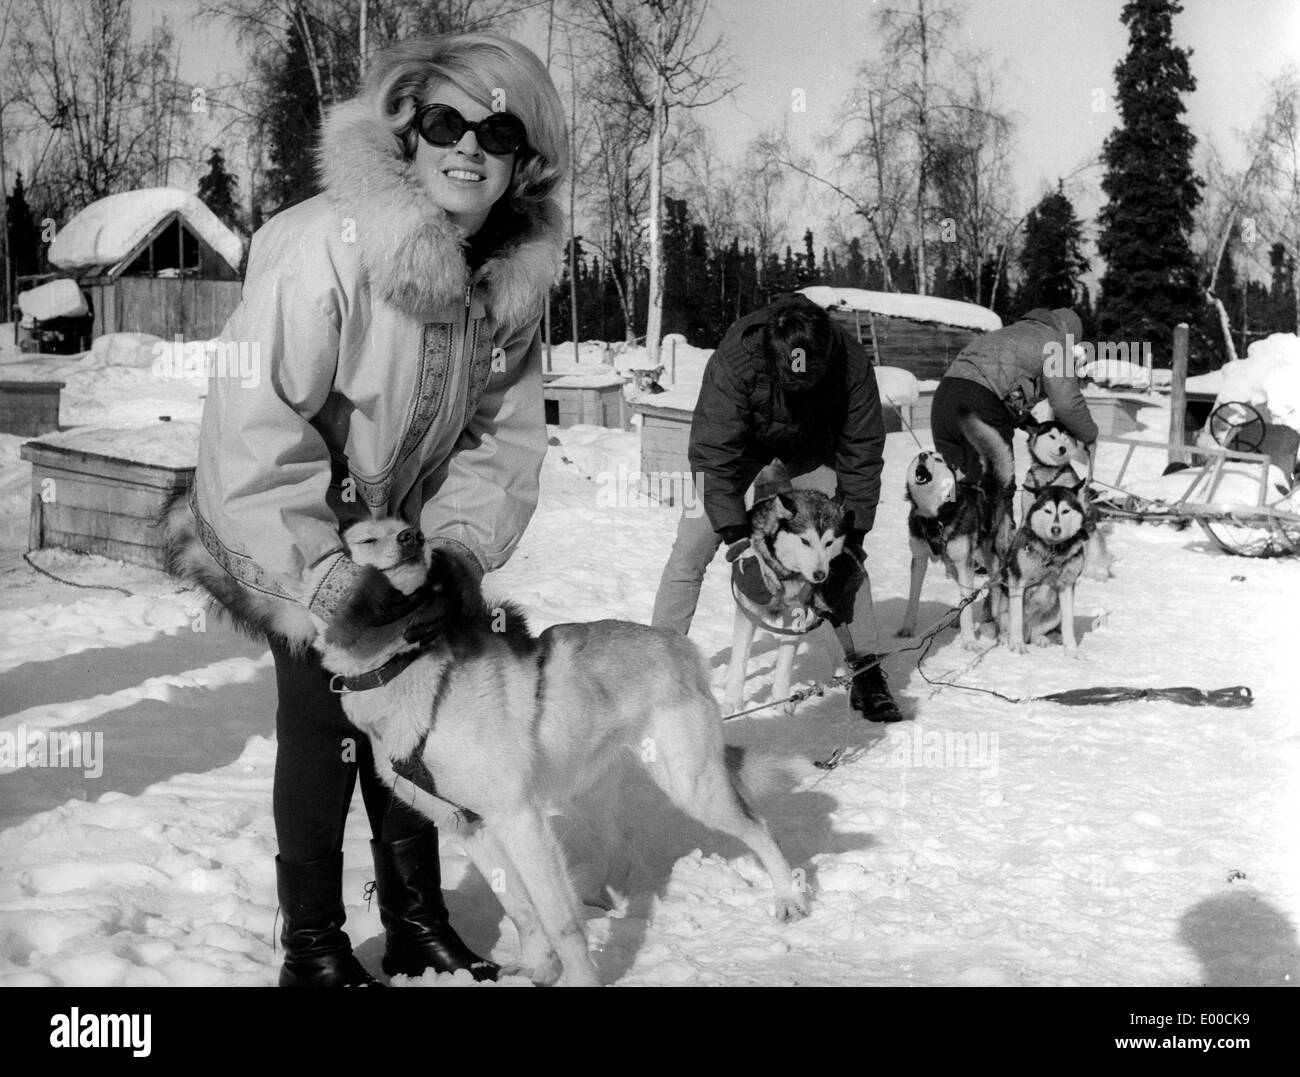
[688,307,886,535]
[943,307,1099,443]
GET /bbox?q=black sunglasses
[415,103,528,156]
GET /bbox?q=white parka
[186,98,565,638]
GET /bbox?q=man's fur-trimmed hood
[317,99,565,330]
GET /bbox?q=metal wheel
[1207,401,1267,453]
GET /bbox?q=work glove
[844,527,867,560]
[719,524,751,562]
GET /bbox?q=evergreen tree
[256,16,332,214]
[1015,186,1089,316]
[6,173,43,287]
[197,148,244,237]
[865,255,885,290]
[1268,242,1297,334]
[1096,0,1203,364]
[1077,282,1096,339]
[798,229,817,286]
[896,246,917,293]
[844,238,867,288]
[981,250,1012,320]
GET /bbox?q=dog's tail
[724,744,792,819]
[958,412,1015,491]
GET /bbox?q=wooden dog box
[543,373,627,428]
[20,423,198,570]
[0,377,65,437]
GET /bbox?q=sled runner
[1087,412,1300,558]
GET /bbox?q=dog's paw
[721,693,742,716]
[503,952,562,987]
[1031,634,1053,648]
[781,699,797,716]
[773,893,811,923]
[895,623,917,639]
[1083,563,1113,583]
[961,636,988,653]
[1008,640,1029,655]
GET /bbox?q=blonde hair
[365,33,569,211]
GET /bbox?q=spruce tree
[197,149,244,236]
[1016,186,1089,316]
[256,17,330,214]
[6,173,43,283]
[1268,242,1297,334]
[1096,0,1203,363]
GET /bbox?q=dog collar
[328,648,424,694]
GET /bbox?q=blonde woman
[173,34,567,986]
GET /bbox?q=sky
[34,0,1300,278]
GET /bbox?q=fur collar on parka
[316,99,565,331]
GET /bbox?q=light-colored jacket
[179,99,564,643]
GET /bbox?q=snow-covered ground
[1,338,1297,987]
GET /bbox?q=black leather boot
[848,655,904,723]
[370,830,500,982]
[276,853,381,987]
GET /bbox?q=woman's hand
[323,565,447,649]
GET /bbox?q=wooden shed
[800,285,1002,380]
[45,187,244,343]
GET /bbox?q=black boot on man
[847,655,904,723]
[276,852,381,987]
[370,830,500,982]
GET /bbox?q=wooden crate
[635,402,694,505]
[0,379,64,437]
[542,380,626,428]
[20,437,195,570]
[1086,395,1145,437]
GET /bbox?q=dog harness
[908,499,963,558]
[1023,463,1084,496]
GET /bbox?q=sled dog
[721,491,850,717]
[315,518,809,987]
[1023,419,1113,581]
[899,415,1015,649]
[993,486,1089,654]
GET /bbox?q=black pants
[929,378,1016,483]
[270,641,429,863]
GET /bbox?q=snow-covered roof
[49,187,243,275]
[17,278,88,321]
[800,285,1002,332]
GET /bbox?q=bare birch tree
[571,0,733,363]
[3,0,191,216]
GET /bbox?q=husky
[721,491,850,718]
[1023,419,1113,581]
[898,415,1015,650]
[992,486,1089,655]
[315,518,810,987]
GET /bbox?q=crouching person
[650,293,901,722]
